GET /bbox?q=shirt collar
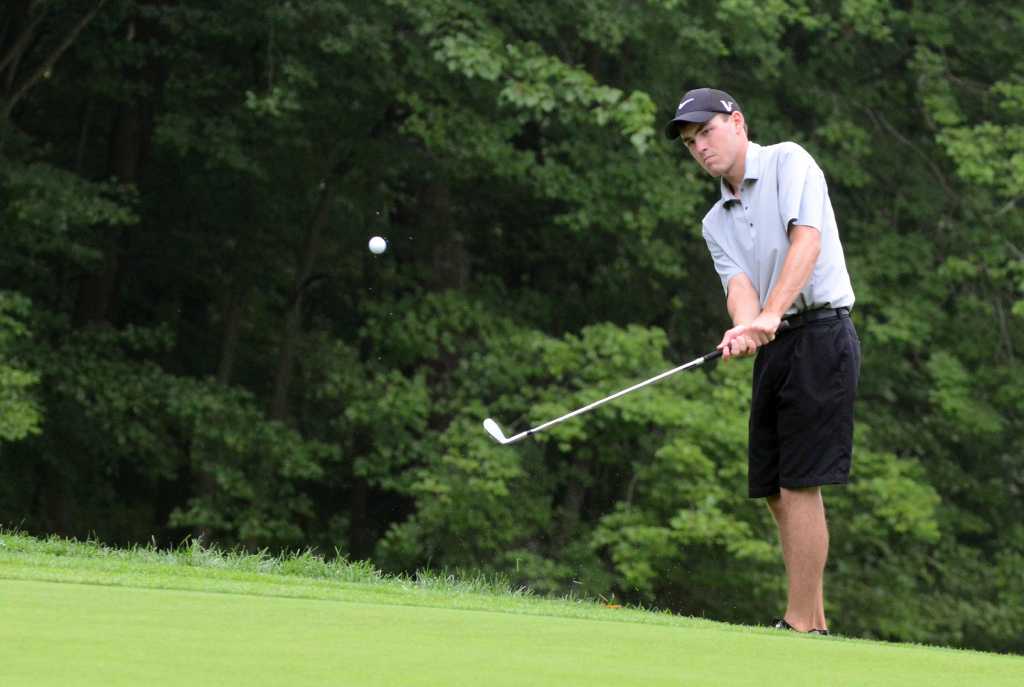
[719,141,762,204]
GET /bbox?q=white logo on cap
[721,100,734,112]
[678,97,695,110]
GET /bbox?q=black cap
[664,88,741,140]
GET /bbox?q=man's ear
[732,111,748,137]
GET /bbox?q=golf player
[665,88,860,635]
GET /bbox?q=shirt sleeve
[703,226,745,295]
[777,144,828,232]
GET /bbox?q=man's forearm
[761,225,821,319]
[727,273,762,326]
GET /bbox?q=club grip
[704,320,790,361]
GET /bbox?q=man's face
[680,113,744,178]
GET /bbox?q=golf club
[483,348,721,445]
[483,326,789,445]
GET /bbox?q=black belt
[781,307,850,330]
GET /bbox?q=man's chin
[701,162,724,177]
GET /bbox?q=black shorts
[748,309,861,498]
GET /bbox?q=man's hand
[718,311,783,360]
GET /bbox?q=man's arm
[726,273,761,326]
[718,225,821,359]
[718,273,761,360]
[762,225,821,318]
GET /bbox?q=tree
[1,0,1022,652]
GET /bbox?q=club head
[482,418,509,444]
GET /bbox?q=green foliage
[0,292,41,441]
[1,160,138,268]
[2,0,1024,654]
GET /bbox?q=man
[665,88,860,635]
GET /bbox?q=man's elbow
[790,225,821,258]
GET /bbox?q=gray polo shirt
[701,141,854,315]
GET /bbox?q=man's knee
[778,487,823,511]
[768,486,822,519]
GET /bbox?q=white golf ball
[368,236,387,254]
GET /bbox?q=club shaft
[509,349,721,442]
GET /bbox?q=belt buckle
[782,312,804,329]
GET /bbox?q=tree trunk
[270,178,335,421]
[73,9,160,327]
[347,474,372,559]
[422,181,468,290]
[216,285,249,385]
[555,457,590,550]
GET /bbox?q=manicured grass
[1,532,1021,686]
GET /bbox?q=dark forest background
[2,0,1023,652]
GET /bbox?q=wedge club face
[482,418,509,444]
[483,418,531,445]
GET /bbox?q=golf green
[2,578,1020,686]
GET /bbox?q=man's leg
[766,486,828,632]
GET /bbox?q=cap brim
[663,111,718,140]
